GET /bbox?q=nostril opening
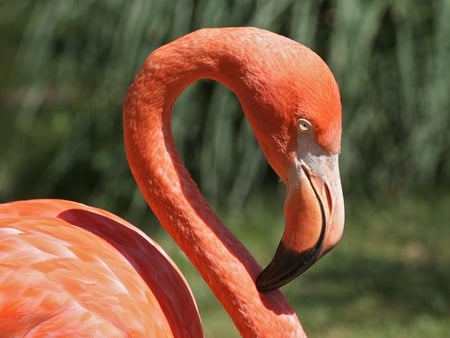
[324,182,333,216]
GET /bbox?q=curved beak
[256,153,344,292]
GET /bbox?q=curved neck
[123,28,305,337]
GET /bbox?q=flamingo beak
[256,153,344,292]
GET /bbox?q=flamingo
[0,27,344,337]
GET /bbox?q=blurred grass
[1,0,449,215]
[154,193,450,337]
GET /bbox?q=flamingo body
[0,199,202,337]
[1,27,344,337]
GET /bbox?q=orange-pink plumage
[1,27,344,337]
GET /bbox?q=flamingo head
[238,36,345,291]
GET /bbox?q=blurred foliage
[1,0,449,221]
[158,192,450,337]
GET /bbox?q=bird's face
[242,42,345,292]
[256,115,344,291]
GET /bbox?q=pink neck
[123,28,305,337]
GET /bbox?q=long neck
[123,28,305,337]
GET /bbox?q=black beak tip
[256,269,284,292]
[256,243,322,293]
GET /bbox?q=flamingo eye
[297,118,312,133]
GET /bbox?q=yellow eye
[297,118,312,133]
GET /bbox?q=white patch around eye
[295,130,339,183]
